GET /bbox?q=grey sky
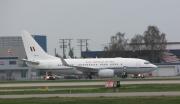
[0,0,180,56]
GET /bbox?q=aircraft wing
[69,65,98,74]
[59,56,98,73]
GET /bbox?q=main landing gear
[121,66,127,78]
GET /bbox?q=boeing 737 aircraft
[21,31,157,79]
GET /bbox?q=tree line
[104,25,167,63]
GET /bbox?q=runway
[1,80,180,87]
[1,91,180,98]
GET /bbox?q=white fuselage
[28,57,157,74]
[65,58,157,74]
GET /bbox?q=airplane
[21,31,157,79]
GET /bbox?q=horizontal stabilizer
[21,59,39,65]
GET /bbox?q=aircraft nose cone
[152,64,158,68]
[155,65,158,68]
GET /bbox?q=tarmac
[1,91,180,98]
[1,80,180,87]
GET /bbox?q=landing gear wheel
[122,66,127,78]
[88,73,92,79]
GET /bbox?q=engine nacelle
[98,69,114,78]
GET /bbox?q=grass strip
[1,96,180,104]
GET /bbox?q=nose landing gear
[44,72,56,80]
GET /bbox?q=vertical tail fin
[21,30,57,60]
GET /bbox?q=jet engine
[98,69,114,78]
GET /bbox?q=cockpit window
[144,61,150,64]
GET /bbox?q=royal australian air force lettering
[76,59,123,69]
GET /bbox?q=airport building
[0,35,47,80]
